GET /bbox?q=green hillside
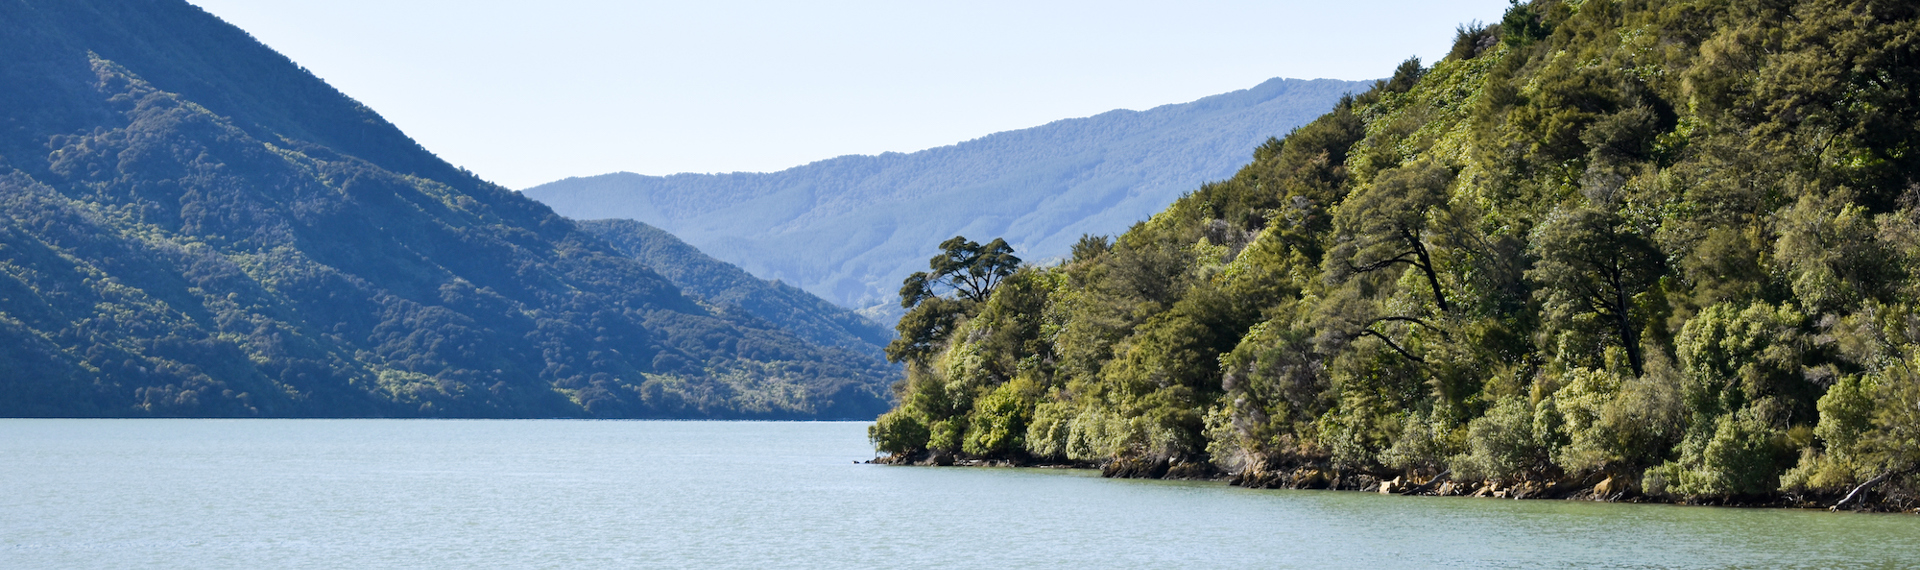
[0,0,893,419]
[872,0,1920,508]
[578,219,894,357]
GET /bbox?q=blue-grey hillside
[0,0,894,419]
[578,219,891,358]
[523,77,1372,319]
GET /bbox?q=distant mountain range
[0,0,893,418]
[524,77,1373,319]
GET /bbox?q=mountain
[577,219,892,358]
[0,0,894,419]
[522,77,1372,319]
[868,0,1920,509]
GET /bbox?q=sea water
[2,419,1915,569]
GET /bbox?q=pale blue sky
[184,0,1514,189]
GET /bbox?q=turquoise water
[1,420,1914,569]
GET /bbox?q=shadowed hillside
[578,219,893,358]
[0,0,895,419]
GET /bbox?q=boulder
[1593,476,1617,498]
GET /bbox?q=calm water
[2,420,1915,569]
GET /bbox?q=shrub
[1451,397,1545,482]
[870,407,931,456]
[1645,407,1791,498]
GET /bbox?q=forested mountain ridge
[0,0,894,419]
[578,219,893,358]
[523,77,1371,320]
[873,0,1920,509]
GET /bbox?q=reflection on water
[2,419,1914,569]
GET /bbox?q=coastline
[867,453,1920,514]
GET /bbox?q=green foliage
[1674,301,1814,422]
[886,297,969,364]
[1549,357,1686,474]
[900,236,1020,309]
[1646,408,1794,498]
[865,0,1920,507]
[1326,160,1457,312]
[1529,206,1665,376]
[1451,397,1546,482]
[964,377,1039,456]
[1499,0,1552,47]
[1449,21,1502,62]
[1070,234,1112,263]
[1379,408,1461,474]
[1783,350,1920,494]
[870,406,932,455]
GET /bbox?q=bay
[1,419,1914,569]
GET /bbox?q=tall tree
[888,236,1021,364]
[901,236,1022,306]
[1326,161,1457,312]
[1528,206,1665,376]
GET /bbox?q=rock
[1437,481,1459,496]
[1511,481,1541,499]
[1484,482,1511,498]
[1238,469,1285,489]
[1165,461,1214,480]
[1296,469,1329,489]
[1379,477,1401,494]
[1593,476,1617,498]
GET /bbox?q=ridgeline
[524,77,1370,321]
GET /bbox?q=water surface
[2,420,1914,568]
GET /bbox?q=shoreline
[866,454,1920,514]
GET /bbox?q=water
[2,420,1915,569]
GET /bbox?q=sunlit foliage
[873,0,1920,507]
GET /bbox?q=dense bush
[872,0,1920,507]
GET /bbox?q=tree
[900,236,1022,307]
[1528,206,1665,376]
[1327,161,1458,313]
[888,236,1022,365]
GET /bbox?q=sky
[184,0,1517,189]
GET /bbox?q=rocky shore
[869,452,1920,514]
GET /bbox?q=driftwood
[1831,465,1911,511]
[1401,468,1452,495]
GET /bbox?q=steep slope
[524,77,1370,318]
[871,0,1920,509]
[578,219,892,358]
[0,0,894,419]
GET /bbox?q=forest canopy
[870,0,1920,508]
